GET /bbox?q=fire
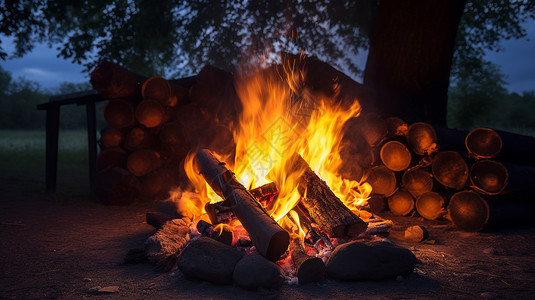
[183,53,371,229]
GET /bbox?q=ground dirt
[1,178,534,299]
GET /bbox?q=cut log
[448,190,490,232]
[402,168,433,198]
[249,182,279,207]
[142,76,186,107]
[94,166,138,205]
[159,122,189,158]
[135,99,166,128]
[140,168,177,199]
[431,151,469,189]
[103,99,135,129]
[351,112,388,147]
[90,60,146,101]
[465,128,502,159]
[127,149,162,177]
[287,153,368,238]
[366,165,397,197]
[469,160,508,195]
[144,218,190,271]
[387,189,414,216]
[339,128,372,182]
[385,116,408,138]
[416,191,445,220]
[404,225,429,242]
[99,127,123,148]
[194,149,289,261]
[380,140,412,171]
[123,126,156,151]
[289,237,326,284]
[204,201,236,225]
[96,147,127,171]
[406,122,437,155]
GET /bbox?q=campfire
[90,53,514,289]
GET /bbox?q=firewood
[142,76,186,107]
[159,122,189,158]
[94,166,138,205]
[380,140,412,171]
[351,112,388,147]
[366,165,397,197]
[431,151,469,190]
[415,191,445,220]
[385,116,408,138]
[144,218,190,271]
[140,168,177,199]
[135,99,166,128]
[96,147,127,171]
[469,160,508,195]
[194,149,290,261]
[402,168,433,198]
[387,189,414,216]
[404,225,429,242]
[99,127,123,148]
[465,128,502,159]
[123,126,157,151]
[90,60,146,101]
[448,190,489,232]
[146,212,174,229]
[339,126,373,181]
[367,195,388,213]
[290,237,326,284]
[127,149,162,177]
[204,201,236,225]
[287,153,368,238]
[103,99,136,129]
[249,182,279,207]
[294,203,333,250]
[406,122,437,155]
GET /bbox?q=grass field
[0,130,92,201]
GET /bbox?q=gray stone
[233,252,283,290]
[326,240,417,281]
[177,237,243,285]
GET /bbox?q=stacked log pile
[91,61,240,204]
[357,115,535,232]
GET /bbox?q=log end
[266,230,290,261]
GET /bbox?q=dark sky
[1,19,534,93]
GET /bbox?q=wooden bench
[36,90,106,193]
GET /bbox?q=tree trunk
[364,0,466,125]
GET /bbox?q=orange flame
[184,53,371,229]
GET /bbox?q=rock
[98,286,119,293]
[177,237,243,285]
[404,225,429,242]
[326,240,418,281]
[233,252,283,290]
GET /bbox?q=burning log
[249,182,279,206]
[470,160,508,195]
[380,140,412,171]
[288,153,368,238]
[402,168,433,198]
[90,60,146,101]
[194,149,290,261]
[366,165,397,197]
[293,203,333,250]
[103,99,135,129]
[431,151,469,190]
[387,189,414,216]
[289,237,326,284]
[406,122,437,155]
[135,99,166,128]
[127,149,162,177]
[99,127,123,148]
[415,192,445,220]
[142,76,186,107]
[205,201,236,225]
[96,147,127,171]
[123,126,156,151]
[145,218,190,271]
[448,190,490,232]
[465,128,502,159]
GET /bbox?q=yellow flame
[183,53,371,230]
